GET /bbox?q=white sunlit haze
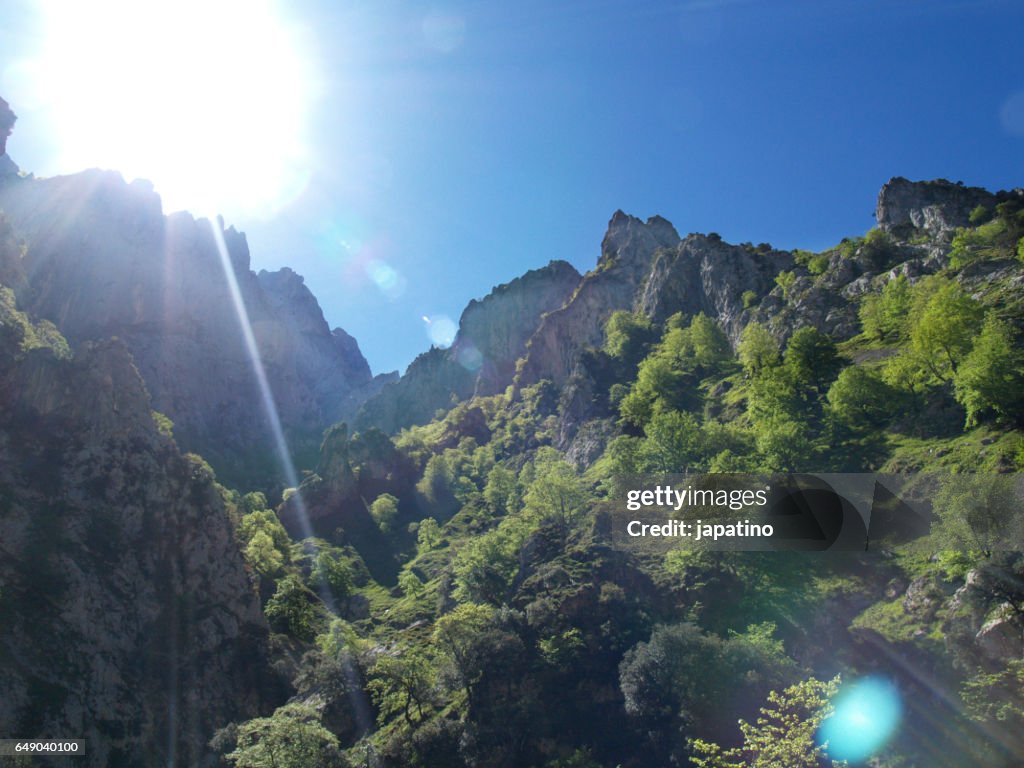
[21,0,316,218]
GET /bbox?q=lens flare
[818,676,902,763]
[456,341,483,371]
[423,314,457,347]
[365,258,406,299]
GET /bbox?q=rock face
[0,169,375,489]
[876,177,997,239]
[0,245,274,766]
[357,260,580,433]
[637,234,793,342]
[0,96,14,156]
[517,212,681,388]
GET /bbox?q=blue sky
[2,0,1023,374]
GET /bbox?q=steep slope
[0,223,275,766]
[0,166,375,490]
[356,259,581,433]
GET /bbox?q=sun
[28,0,317,218]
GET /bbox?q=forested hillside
[212,181,1024,766]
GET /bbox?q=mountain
[0,222,275,766]
[0,166,384,490]
[3,93,1023,767]
[279,177,1024,767]
[355,259,581,434]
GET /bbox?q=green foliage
[521,447,590,533]
[483,464,518,514]
[245,530,284,576]
[265,574,319,641]
[689,676,842,768]
[931,474,1024,555]
[620,313,734,428]
[416,455,454,508]
[0,286,71,359]
[416,517,442,550]
[962,659,1024,729]
[312,552,353,601]
[950,199,1024,266]
[398,569,424,598]
[953,313,1024,426]
[737,322,779,377]
[620,622,797,740]
[969,204,991,225]
[774,270,797,299]
[226,702,343,768]
[794,247,830,276]
[368,648,436,726]
[538,627,585,667]
[370,493,400,534]
[603,310,654,367]
[859,274,911,341]
[151,410,174,438]
[639,410,704,472]
[741,289,758,309]
[784,327,842,395]
[827,365,899,430]
[237,508,291,573]
[906,280,983,383]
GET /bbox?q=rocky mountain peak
[0,162,375,490]
[599,209,681,272]
[876,176,996,239]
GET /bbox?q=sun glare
[27,0,317,218]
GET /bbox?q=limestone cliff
[517,211,681,388]
[0,169,374,490]
[0,234,274,766]
[356,260,580,433]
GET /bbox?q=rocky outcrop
[0,168,375,490]
[876,177,997,240]
[0,275,274,766]
[357,260,580,433]
[0,96,14,156]
[638,234,793,342]
[517,212,680,388]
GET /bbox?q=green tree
[370,493,400,534]
[775,270,797,300]
[859,274,911,341]
[603,310,654,368]
[265,575,319,641]
[227,702,343,768]
[367,649,436,726]
[244,530,284,576]
[417,454,455,508]
[432,603,496,704]
[738,322,780,377]
[688,313,732,370]
[907,280,983,383]
[416,517,442,550]
[953,314,1024,426]
[399,569,425,598]
[931,474,1024,556]
[522,447,590,535]
[311,552,353,601]
[827,365,899,430]
[483,465,518,514]
[689,676,842,768]
[640,410,704,472]
[784,327,842,395]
